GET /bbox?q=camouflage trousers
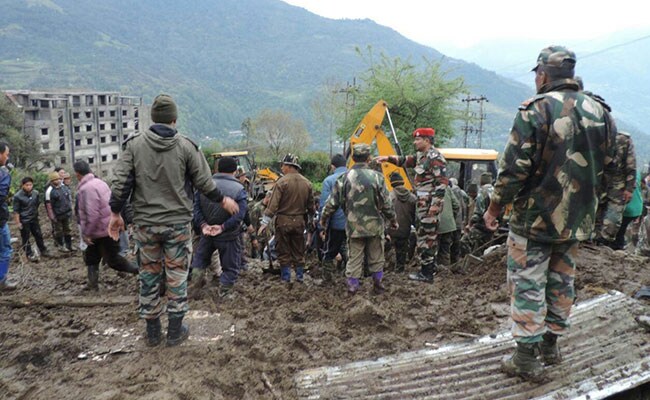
[133,224,191,319]
[416,193,443,266]
[636,214,650,256]
[460,226,494,257]
[598,201,625,242]
[347,236,384,279]
[506,231,577,343]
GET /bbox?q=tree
[337,48,468,151]
[0,94,41,168]
[311,79,348,158]
[250,109,311,160]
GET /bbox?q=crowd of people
[0,45,648,384]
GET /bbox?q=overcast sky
[282,0,649,51]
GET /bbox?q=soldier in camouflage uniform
[483,46,616,381]
[460,172,495,257]
[108,94,239,347]
[258,154,314,283]
[596,132,636,248]
[376,127,448,283]
[321,144,397,295]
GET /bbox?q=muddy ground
[0,221,648,399]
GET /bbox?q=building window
[99,111,105,118]
[100,136,106,143]
[59,129,64,137]
[99,95,106,106]
[75,139,81,147]
[88,157,94,164]
[87,138,93,145]
[86,95,93,106]
[41,128,48,136]
[85,111,92,119]
[135,122,139,131]
[42,143,49,150]
[111,123,116,130]
[59,138,65,151]
[100,123,105,131]
[58,114,64,123]
[40,100,49,108]
[110,110,116,117]
[111,135,117,142]
[72,96,80,107]
[101,155,108,162]
[74,126,80,133]
[122,109,127,117]
[122,122,128,128]
[124,134,129,140]
[73,112,80,119]
[112,153,118,160]
[60,157,66,164]
[134,108,139,118]
[86,124,92,132]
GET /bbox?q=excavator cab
[439,148,499,190]
[211,151,280,199]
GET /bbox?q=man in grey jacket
[108,94,238,347]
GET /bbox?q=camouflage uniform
[460,182,494,256]
[321,144,396,293]
[490,47,616,344]
[390,129,448,279]
[597,132,636,242]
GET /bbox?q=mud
[0,225,648,399]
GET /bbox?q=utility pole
[461,95,488,148]
[333,78,357,155]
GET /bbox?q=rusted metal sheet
[295,291,650,399]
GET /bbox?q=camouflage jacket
[469,183,494,229]
[321,163,396,238]
[396,147,448,200]
[605,132,636,204]
[491,79,617,243]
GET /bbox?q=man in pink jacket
[74,161,137,290]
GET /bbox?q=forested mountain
[1,0,646,163]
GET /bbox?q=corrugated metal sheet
[295,291,650,399]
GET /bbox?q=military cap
[532,45,576,72]
[280,153,301,169]
[413,128,435,138]
[352,143,371,158]
[480,172,493,185]
[389,171,405,187]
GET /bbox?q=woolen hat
[389,171,405,187]
[218,156,238,173]
[413,128,435,138]
[151,94,178,124]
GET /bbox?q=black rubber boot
[86,264,99,291]
[408,263,435,283]
[145,318,162,347]
[502,341,545,382]
[540,332,562,365]
[64,235,74,252]
[166,316,190,346]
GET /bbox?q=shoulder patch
[519,94,545,110]
[180,135,200,151]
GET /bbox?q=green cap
[352,143,370,158]
[150,94,178,124]
[532,45,576,72]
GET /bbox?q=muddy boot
[295,266,304,283]
[0,278,17,292]
[64,235,74,252]
[86,264,99,291]
[408,263,436,283]
[321,260,335,283]
[280,266,291,283]
[540,332,562,365]
[219,284,234,299]
[372,271,385,294]
[347,277,360,296]
[166,315,190,346]
[145,318,162,347]
[40,248,52,258]
[501,341,544,382]
[190,268,207,290]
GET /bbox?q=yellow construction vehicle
[348,100,498,191]
[211,151,280,198]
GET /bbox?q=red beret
[413,128,435,138]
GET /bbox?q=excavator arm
[347,100,412,191]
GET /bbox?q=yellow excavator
[347,99,498,191]
[211,151,280,198]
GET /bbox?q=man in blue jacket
[319,154,348,283]
[0,142,15,291]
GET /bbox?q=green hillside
[0,0,538,150]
